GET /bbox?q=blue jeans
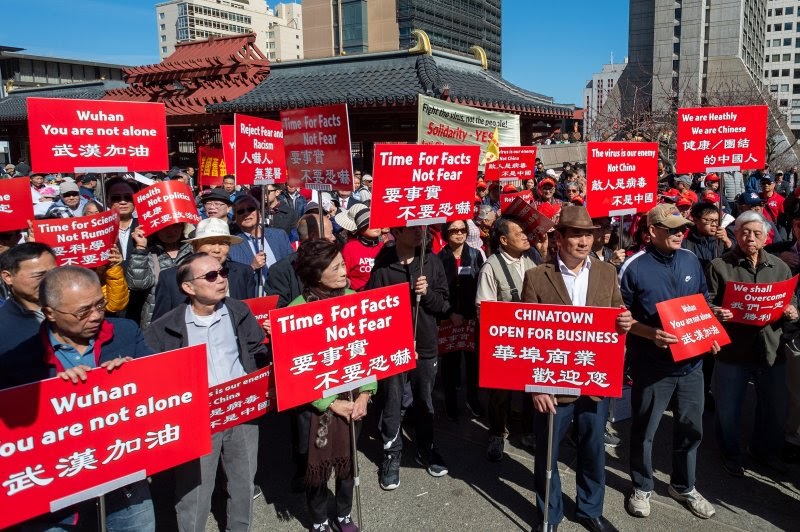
[534,397,609,524]
[712,360,787,464]
[629,366,704,493]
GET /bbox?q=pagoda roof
[208,49,573,118]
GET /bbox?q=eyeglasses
[204,201,227,208]
[266,189,279,194]
[109,193,133,203]
[51,298,107,321]
[236,205,257,216]
[699,218,720,226]
[448,227,468,234]
[192,267,229,283]
[62,192,79,198]
[655,224,685,235]
[566,189,579,193]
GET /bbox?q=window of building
[785,53,792,61]
[777,8,784,16]
[162,46,167,53]
[783,84,791,92]
[159,12,165,19]
[793,84,800,94]
[768,9,772,17]
[787,23,794,31]
[781,99,789,107]
[773,69,780,77]
[786,38,793,46]
[160,24,165,31]
[792,115,800,124]
[161,35,166,42]
[771,85,779,92]
[775,54,782,61]
[766,70,771,77]
[774,39,782,46]
[793,99,800,107]
[788,7,795,15]
[784,69,791,76]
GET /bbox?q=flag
[481,127,500,165]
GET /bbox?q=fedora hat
[556,206,599,230]
[334,203,370,232]
[183,217,243,245]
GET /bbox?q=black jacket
[366,245,450,358]
[266,201,298,238]
[438,245,483,319]
[681,228,729,271]
[145,298,269,371]
[264,252,302,308]
[151,260,255,322]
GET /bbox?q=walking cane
[257,185,267,297]
[348,390,364,530]
[542,395,556,531]
[96,494,107,532]
[413,226,428,336]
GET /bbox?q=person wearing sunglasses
[150,218,254,322]
[0,266,155,530]
[228,195,292,293]
[145,252,268,532]
[619,203,720,521]
[45,181,88,218]
[105,177,140,262]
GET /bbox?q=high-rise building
[302,0,502,73]
[583,59,627,140]
[764,1,800,134]
[155,0,303,62]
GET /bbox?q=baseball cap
[702,191,720,203]
[704,173,719,183]
[59,182,80,195]
[476,181,488,190]
[647,203,693,228]
[675,174,693,186]
[201,188,233,205]
[545,169,557,178]
[502,184,517,194]
[761,174,775,183]
[676,197,693,208]
[538,176,557,189]
[739,192,764,206]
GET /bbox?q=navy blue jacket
[227,228,293,287]
[619,245,709,378]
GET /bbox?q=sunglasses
[448,227,468,234]
[109,193,133,203]
[236,205,257,216]
[62,192,79,198]
[192,267,229,283]
[655,224,685,235]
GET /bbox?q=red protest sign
[438,319,477,354]
[281,104,353,191]
[676,105,768,173]
[234,114,286,186]
[0,345,210,529]
[197,146,228,188]
[221,125,236,177]
[656,294,731,361]
[0,178,34,232]
[33,211,119,268]
[721,275,799,326]
[483,146,538,182]
[586,142,658,218]
[242,295,280,344]
[27,98,168,173]
[269,284,415,411]
[479,302,626,397]
[370,144,479,228]
[133,181,201,237]
[503,196,555,237]
[500,190,533,213]
[208,366,275,434]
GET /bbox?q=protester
[82,200,102,216]
[536,172,560,208]
[281,239,374,532]
[0,266,155,530]
[78,173,99,200]
[706,211,798,477]
[30,172,48,204]
[201,188,234,221]
[222,174,238,203]
[438,219,484,420]
[674,175,698,203]
[775,171,791,197]
[106,177,140,262]
[590,217,626,269]
[760,174,785,228]
[682,202,733,270]
[367,225,451,489]
[45,181,87,218]
[262,184,298,237]
[738,192,783,244]
[336,204,383,291]
[523,206,632,532]
[145,253,268,532]
[476,216,537,461]
[619,204,719,520]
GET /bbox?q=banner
[208,366,275,434]
[0,178,34,232]
[479,302,626,397]
[242,295,280,344]
[33,211,119,268]
[197,146,227,188]
[503,196,555,238]
[269,285,416,411]
[133,181,201,237]
[27,98,168,173]
[417,94,520,166]
[220,124,236,177]
[721,275,798,326]
[656,294,731,362]
[483,146,538,182]
[438,319,477,354]
[500,190,534,213]
[234,114,286,186]
[280,104,353,191]
[0,345,210,529]
[676,105,768,174]
[370,144,479,227]
[586,142,658,218]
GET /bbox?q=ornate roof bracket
[408,29,432,56]
[469,45,488,70]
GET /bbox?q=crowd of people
[1,158,800,532]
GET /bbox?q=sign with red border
[133,181,201,237]
[483,146,538,182]
[586,142,659,218]
[33,211,119,268]
[197,146,228,188]
[0,178,34,232]
[656,294,731,361]
[208,367,275,434]
[234,114,286,186]
[221,125,236,177]
[721,276,798,326]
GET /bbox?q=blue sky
[3,0,628,106]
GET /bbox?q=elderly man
[476,216,537,462]
[200,188,233,221]
[146,252,267,532]
[619,204,718,520]
[706,211,798,477]
[0,266,154,530]
[523,207,631,532]
[47,181,88,218]
[151,218,253,321]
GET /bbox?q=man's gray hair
[735,210,769,235]
[477,205,495,221]
[39,266,100,309]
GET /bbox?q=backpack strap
[493,251,521,302]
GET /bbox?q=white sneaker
[627,489,651,517]
[668,485,715,519]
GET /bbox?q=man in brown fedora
[522,206,632,532]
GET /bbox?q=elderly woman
[288,239,374,532]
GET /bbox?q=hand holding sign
[656,294,730,361]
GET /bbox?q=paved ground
[209,384,800,532]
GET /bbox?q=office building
[583,58,626,140]
[764,1,800,133]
